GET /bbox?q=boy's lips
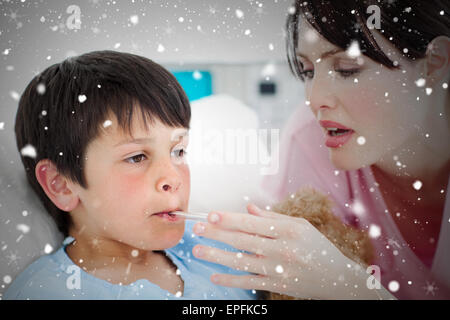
[150,208,184,221]
[151,208,182,216]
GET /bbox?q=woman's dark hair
[286,0,450,80]
[15,50,191,236]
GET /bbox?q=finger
[193,244,278,276]
[247,203,304,223]
[206,210,292,239]
[210,273,268,290]
[193,223,277,254]
[210,273,286,294]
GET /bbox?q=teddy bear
[264,187,374,300]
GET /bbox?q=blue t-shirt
[4,221,257,300]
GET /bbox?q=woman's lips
[319,120,353,130]
[325,130,355,148]
[319,120,355,148]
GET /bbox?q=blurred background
[0,0,307,297]
[0,0,304,136]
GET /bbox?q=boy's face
[70,110,190,251]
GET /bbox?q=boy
[4,50,255,300]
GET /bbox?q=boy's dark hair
[15,50,191,237]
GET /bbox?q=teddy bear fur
[265,187,374,300]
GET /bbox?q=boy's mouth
[154,211,177,217]
[151,208,182,221]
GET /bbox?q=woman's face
[296,18,436,171]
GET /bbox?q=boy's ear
[35,159,80,212]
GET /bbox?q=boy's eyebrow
[114,137,154,147]
[297,48,343,60]
[114,130,189,147]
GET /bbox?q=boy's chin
[151,222,186,250]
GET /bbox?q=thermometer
[171,211,209,222]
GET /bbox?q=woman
[191,1,450,299]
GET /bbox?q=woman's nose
[307,70,337,114]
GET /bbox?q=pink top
[262,106,450,299]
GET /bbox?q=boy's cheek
[181,165,191,198]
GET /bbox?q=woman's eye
[336,69,360,78]
[299,70,314,80]
[125,153,147,164]
[298,68,360,80]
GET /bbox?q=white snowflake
[78,94,87,103]
[44,243,54,254]
[423,281,438,296]
[346,41,361,58]
[20,144,37,159]
[16,224,30,234]
[412,180,422,190]
[235,9,244,19]
[6,251,20,266]
[351,200,365,216]
[357,136,366,145]
[207,5,217,16]
[415,78,426,87]
[275,265,284,273]
[387,238,401,248]
[388,280,400,292]
[10,91,20,101]
[192,71,202,80]
[3,275,12,284]
[369,224,381,239]
[129,15,139,25]
[37,83,46,95]
[304,29,318,43]
[157,44,165,53]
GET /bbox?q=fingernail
[209,212,220,224]
[194,246,204,257]
[252,204,262,213]
[211,274,219,283]
[194,223,205,234]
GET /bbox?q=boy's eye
[125,153,147,164]
[171,147,187,159]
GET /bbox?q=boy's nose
[156,171,182,193]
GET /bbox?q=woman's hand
[192,204,395,300]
